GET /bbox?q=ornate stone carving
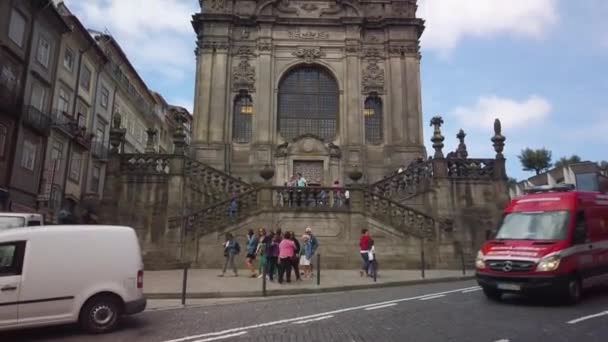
[292,48,326,63]
[392,0,417,17]
[345,45,360,54]
[257,42,272,52]
[455,129,468,159]
[203,0,225,12]
[198,40,230,53]
[300,3,319,12]
[276,0,298,13]
[430,116,445,159]
[275,142,289,158]
[491,118,506,159]
[362,61,385,94]
[388,44,420,58]
[288,29,329,40]
[327,142,342,159]
[232,59,256,93]
[363,48,384,59]
[320,1,343,16]
[232,46,255,56]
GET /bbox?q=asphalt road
[3,280,608,342]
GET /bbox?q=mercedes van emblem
[503,261,513,272]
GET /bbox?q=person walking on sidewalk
[289,231,302,281]
[256,228,268,278]
[265,231,280,282]
[359,229,371,277]
[219,233,240,277]
[300,234,313,279]
[367,238,378,278]
[305,227,319,274]
[245,229,259,278]
[278,232,296,284]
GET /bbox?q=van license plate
[497,283,521,291]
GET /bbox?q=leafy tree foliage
[518,148,553,175]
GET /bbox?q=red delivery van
[475,184,608,303]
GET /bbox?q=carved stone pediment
[232,59,256,92]
[362,60,385,94]
[256,0,362,18]
[292,47,326,63]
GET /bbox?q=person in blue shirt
[245,229,259,277]
[219,233,239,277]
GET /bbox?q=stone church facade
[191,0,426,184]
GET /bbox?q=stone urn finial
[430,116,445,159]
[113,112,122,129]
[145,128,158,154]
[348,165,364,184]
[259,164,275,182]
[456,129,468,159]
[491,118,506,159]
[109,113,126,154]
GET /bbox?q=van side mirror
[572,229,587,245]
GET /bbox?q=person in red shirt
[359,229,371,277]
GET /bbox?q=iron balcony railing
[49,109,93,150]
[22,106,52,135]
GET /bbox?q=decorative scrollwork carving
[362,60,385,94]
[288,30,329,40]
[232,59,256,93]
[292,47,326,63]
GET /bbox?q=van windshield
[495,210,570,240]
[0,217,26,230]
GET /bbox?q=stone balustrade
[120,154,172,175]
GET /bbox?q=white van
[0,213,44,230]
[0,225,146,333]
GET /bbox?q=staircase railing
[183,158,252,200]
[369,159,434,199]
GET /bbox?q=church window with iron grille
[278,65,338,140]
[364,95,383,144]
[233,92,253,143]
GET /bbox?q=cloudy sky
[63,0,608,181]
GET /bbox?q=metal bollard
[262,261,267,297]
[421,250,426,279]
[316,253,321,286]
[181,265,189,306]
[373,261,377,283]
[460,249,466,276]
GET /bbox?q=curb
[145,275,475,299]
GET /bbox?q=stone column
[193,44,214,143]
[345,28,362,145]
[209,46,229,143]
[387,48,405,144]
[255,29,273,144]
[405,54,423,146]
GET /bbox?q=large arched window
[364,95,383,144]
[278,65,339,140]
[232,92,253,143]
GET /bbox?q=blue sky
[64,0,608,181]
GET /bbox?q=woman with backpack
[219,232,240,277]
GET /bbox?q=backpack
[234,241,241,254]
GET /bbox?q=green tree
[554,155,582,168]
[518,148,553,175]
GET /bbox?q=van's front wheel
[565,277,582,305]
[80,295,122,334]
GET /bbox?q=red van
[475,184,608,303]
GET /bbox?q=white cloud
[450,95,552,130]
[64,0,197,82]
[418,0,559,54]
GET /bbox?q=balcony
[50,110,78,136]
[72,128,93,150]
[0,81,20,114]
[91,140,109,160]
[22,106,52,135]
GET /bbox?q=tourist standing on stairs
[359,229,371,277]
[245,229,259,278]
[278,232,296,284]
[219,233,240,277]
[228,195,238,221]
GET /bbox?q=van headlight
[475,251,486,269]
[536,255,561,272]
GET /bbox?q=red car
[476,184,608,303]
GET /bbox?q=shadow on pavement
[497,286,608,308]
[0,316,146,342]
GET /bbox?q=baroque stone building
[192,0,425,184]
[99,0,510,270]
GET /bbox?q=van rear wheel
[80,295,122,334]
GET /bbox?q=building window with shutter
[8,9,26,47]
[69,151,82,183]
[36,36,51,68]
[63,48,74,72]
[364,95,383,144]
[100,85,109,108]
[232,92,253,143]
[80,65,92,92]
[91,165,101,193]
[21,140,37,171]
[57,88,70,114]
